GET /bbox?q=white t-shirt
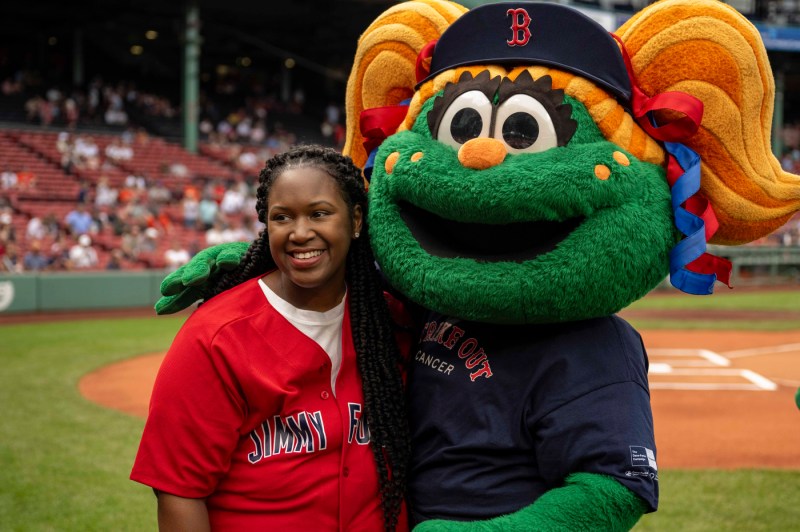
[259,279,345,394]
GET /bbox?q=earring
[353,232,360,238]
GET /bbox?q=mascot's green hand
[155,241,250,315]
[795,387,800,410]
[412,473,647,532]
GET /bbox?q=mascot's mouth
[398,201,584,262]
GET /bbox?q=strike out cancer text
[417,320,494,381]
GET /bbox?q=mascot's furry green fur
[157,1,800,529]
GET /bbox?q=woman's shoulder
[183,277,269,333]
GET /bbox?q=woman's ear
[352,204,364,237]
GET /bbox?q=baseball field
[1,286,798,531]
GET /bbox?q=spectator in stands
[105,137,134,162]
[77,179,91,204]
[142,227,159,253]
[167,162,189,178]
[205,220,226,246]
[59,136,78,174]
[94,205,122,235]
[120,197,151,228]
[42,213,60,237]
[150,203,173,236]
[26,215,49,241]
[106,248,124,270]
[221,216,249,243]
[56,131,71,155]
[220,180,246,215]
[236,149,259,172]
[73,135,101,170]
[1,242,23,273]
[1,166,18,190]
[64,96,79,129]
[198,193,219,230]
[250,120,267,144]
[147,180,172,205]
[15,167,37,190]
[95,177,119,208]
[104,86,128,126]
[64,203,93,236]
[181,192,199,229]
[68,234,99,269]
[23,240,50,271]
[164,240,191,271]
[0,211,17,244]
[121,225,145,260]
[241,215,262,242]
[48,231,71,270]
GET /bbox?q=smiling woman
[130,145,410,532]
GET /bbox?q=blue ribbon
[665,142,717,295]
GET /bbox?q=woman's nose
[458,138,508,170]
[290,219,313,241]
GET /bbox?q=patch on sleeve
[630,446,658,470]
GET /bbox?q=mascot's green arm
[155,241,251,315]
[412,473,647,532]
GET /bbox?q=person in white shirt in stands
[164,240,191,271]
[1,166,17,190]
[68,234,99,269]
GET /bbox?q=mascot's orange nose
[458,138,507,170]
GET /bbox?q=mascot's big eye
[493,94,558,154]
[436,90,492,150]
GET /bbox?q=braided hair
[206,145,410,531]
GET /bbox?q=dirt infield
[78,326,800,470]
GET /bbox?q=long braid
[204,145,410,531]
[347,236,410,531]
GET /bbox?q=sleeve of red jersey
[130,320,247,498]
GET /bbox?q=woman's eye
[435,90,492,150]
[493,94,558,154]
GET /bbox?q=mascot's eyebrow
[428,70,501,137]
[498,72,578,147]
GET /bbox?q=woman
[132,145,410,531]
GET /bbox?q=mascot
[157,0,800,529]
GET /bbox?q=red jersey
[131,277,407,531]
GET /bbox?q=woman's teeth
[293,250,323,259]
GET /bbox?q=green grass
[627,288,800,312]
[635,469,800,531]
[0,316,185,532]
[1,309,798,530]
[626,319,800,331]
[622,286,800,330]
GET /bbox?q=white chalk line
[648,348,778,391]
[719,343,800,359]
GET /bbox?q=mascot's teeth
[294,250,322,259]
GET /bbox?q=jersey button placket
[320,390,330,399]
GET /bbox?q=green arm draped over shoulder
[155,241,251,315]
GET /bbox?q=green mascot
[157,0,800,529]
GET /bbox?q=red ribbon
[416,40,437,84]
[360,104,410,154]
[611,34,703,142]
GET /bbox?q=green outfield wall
[0,271,166,313]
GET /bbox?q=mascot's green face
[368,71,678,324]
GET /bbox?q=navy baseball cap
[417,2,631,103]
